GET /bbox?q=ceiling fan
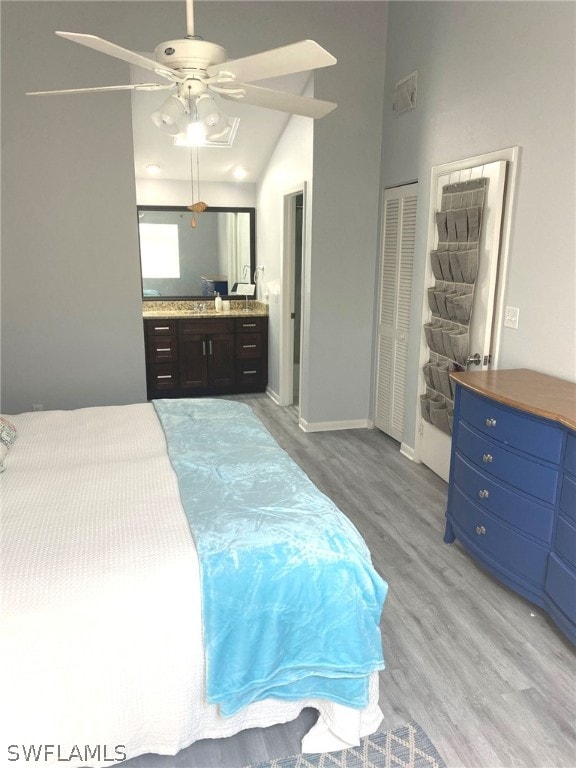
[27,0,338,120]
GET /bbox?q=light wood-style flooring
[126,394,576,768]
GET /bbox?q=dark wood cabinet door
[179,334,209,390]
[208,333,235,389]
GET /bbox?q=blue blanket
[153,398,387,716]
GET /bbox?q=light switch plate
[504,306,520,329]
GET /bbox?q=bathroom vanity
[143,301,268,400]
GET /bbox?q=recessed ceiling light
[146,163,161,175]
[233,166,247,180]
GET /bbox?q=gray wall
[380,0,576,448]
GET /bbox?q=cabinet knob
[485,418,497,427]
[482,454,493,463]
[478,489,490,499]
[475,525,486,535]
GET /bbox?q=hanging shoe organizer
[421,177,488,435]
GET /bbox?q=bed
[0,399,387,767]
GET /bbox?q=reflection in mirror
[138,206,256,299]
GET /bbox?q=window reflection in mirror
[138,206,255,299]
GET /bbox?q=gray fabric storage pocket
[446,210,458,242]
[420,392,444,424]
[430,251,444,280]
[455,208,469,242]
[441,327,457,358]
[447,403,454,434]
[434,289,449,319]
[449,251,464,282]
[423,361,434,388]
[453,291,473,324]
[444,290,463,322]
[436,211,448,242]
[430,363,444,393]
[438,250,452,281]
[428,288,439,315]
[457,248,479,284]
[436,363,453,399]
[430,399,450,434]
[467,206,482,242]
[423,321,437,350]
[448,329,469,365]
[431,325,447,355]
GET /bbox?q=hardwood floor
[126,394,575,768]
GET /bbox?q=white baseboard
[298,417,371,433]
[266,387,280,405]
[400,442,418,462]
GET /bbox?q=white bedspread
[0,404,382,766]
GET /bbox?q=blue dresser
[445,369,576,643]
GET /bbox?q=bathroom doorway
[279,186,306,410]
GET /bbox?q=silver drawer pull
[156,347,171,352]
[157,374,172,380]
[242,344,257,349]
[485,418,497,427]
[482,454,493,463]
[202,341,206,356]
[242,323,256,328]
[475,525,486,535]
[243,370,257,375]
[478,489,490,499]
[209,340,213,355]
[154,326,170,331]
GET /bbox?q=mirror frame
[138,205,256,300]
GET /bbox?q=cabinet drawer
[450,485,549,588]
[148,363,179,390]
[145,319,177,336]
[554,515,576,569]
[234,317,265,333]
[180,318,234,336]
[453,453,554,543]
[236,360,265,386]
[545,553,576,623]
[147,337,178,363]
[456,422,559,504]
[459,388,563,463]
[565,432,576,476]
[236,333,263,359]
[560,474,576,525]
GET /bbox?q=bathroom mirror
[138,206,256,299]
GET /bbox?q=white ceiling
[131,64,311,184]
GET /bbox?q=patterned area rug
[244,722,447,768]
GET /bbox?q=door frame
[412,146,520,466]
[278,182,308,408]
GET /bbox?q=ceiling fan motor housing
[154,39,227,74]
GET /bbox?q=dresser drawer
[236,333,263,359]
[554,515,576,569]
[145,319,177,336]
[459,388,563,463]
[450,485,549,588]
[565,432,576,476]
[148,363,179,390]
[560,474,576,525]
[453,453,555,543]
[457,422,560,504]
[234,317,265,333]
[147,337,178,363]
[545,553,576,623]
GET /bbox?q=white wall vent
[393,71,417,115]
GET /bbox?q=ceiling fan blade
[217,83,337,119]
[207,40,336,84]
[55,32,183,82]
[27,83,174,96]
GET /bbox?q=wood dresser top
[450,368,576,431]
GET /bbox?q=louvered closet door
[375,184,418,442]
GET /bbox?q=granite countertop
[142,300,268,319]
